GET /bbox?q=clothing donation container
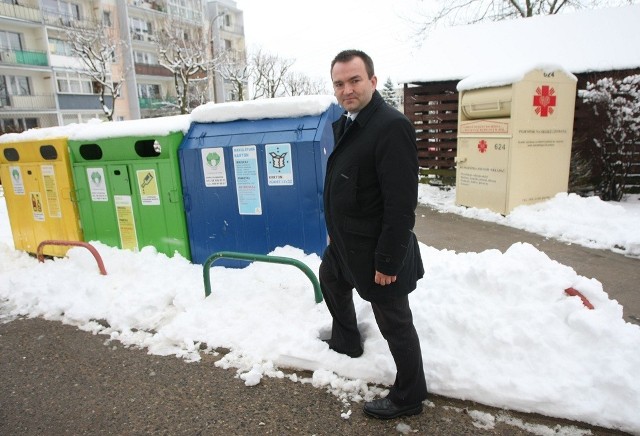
[67,116,191,258]
[180,95,342,265]
[0,133,83,257]
[455,67,577,215]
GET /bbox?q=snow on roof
[190,95,337,123]
[0,95,338,143]
[456,63,577,92]
[399,5,640,85]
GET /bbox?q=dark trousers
[319,248,428,405]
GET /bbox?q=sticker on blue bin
[233,145,262,215]
[265,143,293,186]
[201,147,227,187]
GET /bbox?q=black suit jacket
[323,90,424,302]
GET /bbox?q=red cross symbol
[477,139,488,153]
[533,85,556,117]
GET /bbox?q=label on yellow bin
[41,165,61,218]
[9,166,25,195]
[30,192,45,222]
[114,195,138,251]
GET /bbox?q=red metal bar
[37,240,107,275]
[564,287,594,310]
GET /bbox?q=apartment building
[0,0,245,134]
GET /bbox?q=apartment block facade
[0,0,245,134]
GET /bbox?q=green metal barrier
[202,251,323,304]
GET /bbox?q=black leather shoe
[363,398,423,419]
[322,339,363,358]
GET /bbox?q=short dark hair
[330,50,375,79]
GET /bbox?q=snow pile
[417,185,640,257]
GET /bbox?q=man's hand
[375,271,397,286]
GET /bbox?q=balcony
[42,12,96,29]
[58,94,113,111]
[139,96,177,109]
[219,24,244,35]
[134,62,172,77]
[0,49,48,66]
[0,1,43,23]
[0,94,56,111]
[129,0,167,13]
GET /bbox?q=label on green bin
[87,168,108,202]
[136,169,160,206]
[114,195,138,251]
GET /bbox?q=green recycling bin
[68,118,190,259]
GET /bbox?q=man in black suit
[320,49,428,419]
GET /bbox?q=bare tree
[283,71,329,96]
[215,50,251,101]
[250,49,294,99]
[65,23,126,121]
[414,0,638,35]
[155,19,216,114]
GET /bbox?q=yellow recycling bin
[0,137,83,256]
[455,67,577,215]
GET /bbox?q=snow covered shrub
[580,75,640,201]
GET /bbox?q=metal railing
[0,1,42,22]
[202,251,323,304]
[0,49,48,66]
[0,94,57,111]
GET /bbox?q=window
[130,18,152,41]
[134,51,157,64]
[0,75,32,100]
[43,0,81,22]
[168,0,202,21]
[224,39,232,51]
[137,83,161,99]
[49,38,74,56]
[56,72,92,94]
[0,118,38,133]
[0,31,22,51]
[102,11,112,27]
[224,13,231,27]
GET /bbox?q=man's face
[331,57,377,113]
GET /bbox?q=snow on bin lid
[0,123,83,144]
[457,63,577,92]
[0,115,192,143]
[68,114,192,141]
[190,95,338,123]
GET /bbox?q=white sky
[236,0,423,88]
[2,185,639,434]
[237,2,640,89]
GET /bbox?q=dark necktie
[344,116,353,131]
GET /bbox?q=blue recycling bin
[179,101,342,265]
